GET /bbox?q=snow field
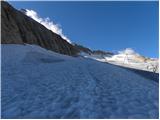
[1,44,158,118]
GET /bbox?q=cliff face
[1,1,79,56]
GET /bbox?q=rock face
[1,1,79,56]
[74,44,92,55]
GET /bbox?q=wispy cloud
[24,9,71,43]
[118,48,139,55]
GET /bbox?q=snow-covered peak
[108,48,145,63]
[105,49,159,73]
[79,47,159,73]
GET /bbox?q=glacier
[1,44,159,118]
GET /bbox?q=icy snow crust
[2,44,159,118]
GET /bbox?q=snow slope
[1,44,159,118]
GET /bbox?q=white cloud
[24,9,71,43]
[118,48,139,55]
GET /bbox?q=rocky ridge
[1,1,79,56]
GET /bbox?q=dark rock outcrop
[74,43,114,57]
[1,1,79,56]
[92,50,114,56]
[74,44,92,55]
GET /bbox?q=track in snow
[1,45,159,118]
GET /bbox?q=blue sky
[9,1,158,58]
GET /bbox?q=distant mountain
[74,43,114,57]
[1,1,79,56]
[104,49,158,73]
[79,48,159,73]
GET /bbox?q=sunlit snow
[1,45,158,119]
